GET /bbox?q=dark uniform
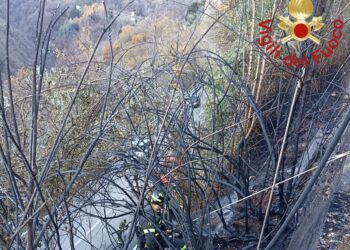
[116,219,128,247]
[138,205,167,249]
[138,190,186,250]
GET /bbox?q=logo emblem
[278,0,324,44]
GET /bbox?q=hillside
[0,0,349,250]
[0,0,197,70]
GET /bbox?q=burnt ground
[319,155,350,249]
[318,78,350,250]
[319,191,350,250]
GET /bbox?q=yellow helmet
[150,190,164,205]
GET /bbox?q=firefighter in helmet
[138,189,187,250]
[138,190,167,249]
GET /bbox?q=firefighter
[138,189,186,250]
[138,190,167,249]
[116,219,128,247]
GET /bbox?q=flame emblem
[278,0,324,44]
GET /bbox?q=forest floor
[319,155,350,250]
